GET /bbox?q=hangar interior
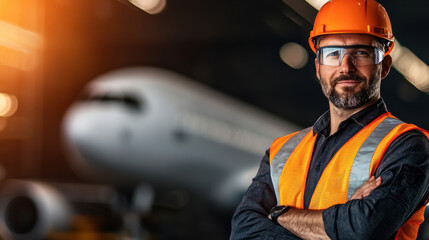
[0,0,429,239]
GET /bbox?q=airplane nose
[62,102,140,178]
[64,105,135,146]
[63,105,98,146]
[62,104,120,167]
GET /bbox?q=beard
[319,72,381,109]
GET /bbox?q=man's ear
[315,58,320,80]
[381,55,392,79]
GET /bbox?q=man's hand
[266,176,382,239]
[268,208,329,240]
[350,176,382,200]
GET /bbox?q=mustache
[332,74,366,84]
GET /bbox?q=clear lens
[317,45,385,66]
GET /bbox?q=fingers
[350,176,382,200]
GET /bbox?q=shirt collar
[313,98,388,137]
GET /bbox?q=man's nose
[339,54,357,73]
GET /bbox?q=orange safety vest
[269,112,429,240]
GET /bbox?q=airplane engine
[0,180,72,240]
[0,180,124,240]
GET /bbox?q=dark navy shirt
[230,99,429,240]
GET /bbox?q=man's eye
[354,50,371,57]
[325,51,340,58]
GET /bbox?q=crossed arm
[268,176,382,240]
[230,131,429,240]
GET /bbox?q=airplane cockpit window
[80,92,142,111]
[121,95,141,110]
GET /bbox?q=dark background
[0,0,428,238]
[37,0,429,181]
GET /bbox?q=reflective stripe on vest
[270,127,312,205]
[347,117,402,199]
[269,112,429,240]
[270,114,402,206]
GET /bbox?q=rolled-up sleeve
[323,131,429,240]
[230,150,301,240]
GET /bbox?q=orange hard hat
[308,0,394,55]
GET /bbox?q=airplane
[0,67,301,240]
[62,66,301,205]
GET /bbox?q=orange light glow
[0,93,18,117]
[0,20,41,71]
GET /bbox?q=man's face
[315,34,391,109]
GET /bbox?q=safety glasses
[316,45,385,66]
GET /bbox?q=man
[230,0,429,239]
